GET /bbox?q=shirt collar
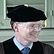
[13,36,33,51]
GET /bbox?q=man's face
[16,21,43,42]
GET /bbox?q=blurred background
[0,0,54,47]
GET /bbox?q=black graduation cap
[7,5,47,22]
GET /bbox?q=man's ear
[13,23,18,32]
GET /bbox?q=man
[0,5,54,54]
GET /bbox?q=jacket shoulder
[41,42,54,54]
[0,43,4,54]
[42,42,54,49]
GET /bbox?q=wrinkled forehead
[25,20,44,25]
[19,20,44,26]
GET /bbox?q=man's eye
[30,24,34,27]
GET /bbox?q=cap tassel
[24,4,29,7]
[43,20,47,28]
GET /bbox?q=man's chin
[32,38,39,42]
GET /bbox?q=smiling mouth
[30,30,40,36]
[30,32,39,37]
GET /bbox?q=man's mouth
[30,32,39,37]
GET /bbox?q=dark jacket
[0,37,54,54]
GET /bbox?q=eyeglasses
[27,24,43,29]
